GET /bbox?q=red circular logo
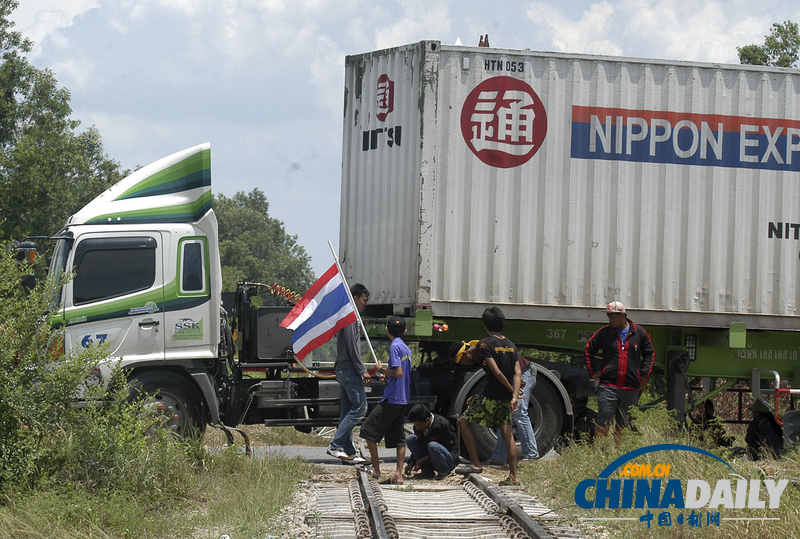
[461,76,547,168]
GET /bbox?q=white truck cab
[49,143,223,433]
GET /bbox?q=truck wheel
[465,377,565,459]
[129,371,205,437]
[528,378,565,457]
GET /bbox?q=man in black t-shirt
[456,306,522,486]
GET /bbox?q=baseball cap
[387,315,406,331]
[605,301,626,314]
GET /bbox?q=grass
[0,435,315,539]
[203,424,332,448]
[520,405,800,538]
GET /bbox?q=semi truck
[339,41,800,443]
[19,40,800,457]
[22,140,578,457]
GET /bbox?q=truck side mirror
[16,241,37,264]
[16,241,38,291]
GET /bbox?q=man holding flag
[327,282,372,463]
[280,262,377,464]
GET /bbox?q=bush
[0,250,313,537]
[0,249,194,497]
[0,249,97,487]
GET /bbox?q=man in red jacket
[585,301,654,442]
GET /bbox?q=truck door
[62,234,165,362]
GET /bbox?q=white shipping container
[339,41,800,330]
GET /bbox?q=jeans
[406,434,456,476]
[330,368,368,456]
[491,366,539,462]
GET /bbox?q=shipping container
[340,40,800,332]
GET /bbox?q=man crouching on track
[360,316,413,484]
[455,306,522,486]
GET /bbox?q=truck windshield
[48,237,72,310]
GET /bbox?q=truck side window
[73,237,157,305]
[181,241,205,293]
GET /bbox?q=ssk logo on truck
[461,76,548,168]
[174,318,203,340]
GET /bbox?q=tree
[738,20,800,68]
[215,189,315,303]
[0,0,124,242]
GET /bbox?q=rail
[303,467,586,539]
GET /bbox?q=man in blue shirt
[360,316,412,484]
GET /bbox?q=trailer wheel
[528,378,565,457]
[129,371,205,437]
[465,376,565,459]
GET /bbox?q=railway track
[305,468,586,539]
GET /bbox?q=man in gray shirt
[327,283,371,463]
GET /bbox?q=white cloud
[620,0,733,61]
[11,0,800,275]
[51,57,96,91]
[108,17,128,35]
[374,0,452,49]
[155,0,199,16]
[10,0,99,57]
[309,35,347,117]
[524,0,798,64]
[527,1,621,55]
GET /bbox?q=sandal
[499,477,521,486]
[455,464,484,475]
[358,465,381,480]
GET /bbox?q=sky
[8,0,800,277]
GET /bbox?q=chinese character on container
[461,76,547,168]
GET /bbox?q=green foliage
[738,20,800,67]
[0,250,182,493]
[48,381,199,498]
[1,250,313,536]
[215,189,315,302]
[0,250,97,488]
[0,0,124,242]
[195,450,310,538]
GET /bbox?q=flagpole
[328,241,381,369]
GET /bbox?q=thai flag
[279,263,356,359]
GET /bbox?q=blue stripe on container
[570,122,800,172]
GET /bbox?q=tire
[528,378,565,457]
[461,374,565,459]
[129,371,206,437]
